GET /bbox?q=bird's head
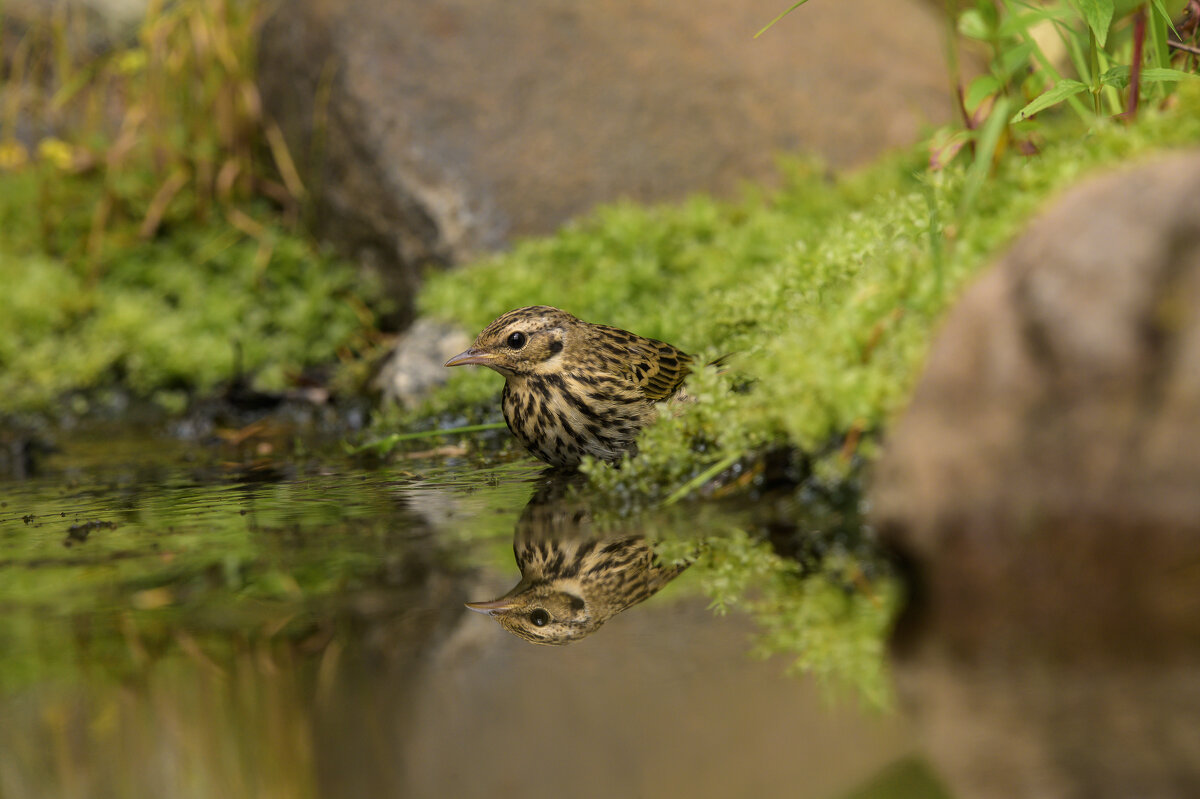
[465,582,600,646]
[444,306,579,377]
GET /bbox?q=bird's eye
[506,331,527,349]
[529,609,550,627]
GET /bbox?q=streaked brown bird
[444,305,693,467]
[466,474,690,645]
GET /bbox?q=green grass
[416,85,1200,501]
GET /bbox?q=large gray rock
[257,0,957,320]
[872,152,1200,799]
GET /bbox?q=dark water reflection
[0,429,921,799]
[465,473,691,645]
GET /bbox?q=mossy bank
[414,86,1200,501]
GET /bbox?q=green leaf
[997,5,1075,37]
[957,9,992,40]
[1076,0,1114,46]
[1149,0,1182,38]
[755,0,815,38]
[999,40,1036,80]
[1140,67,1200,83]
[928,128,971,171]
[960,96,1012,214]
[1100,65,1131,89]
[965,75,1002,112]
[1011,79,1088,122]
[1101,65,1200,90]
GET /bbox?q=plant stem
[348,422,510,454]
[943,0,970,130]
[664,452,741,506]
[1128,5,1148,119]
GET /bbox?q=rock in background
[872,152,1200,799]
[372,318,470,410]
[257,0,957,322]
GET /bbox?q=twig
[1168,39,1200,56]
[139,168,189,239]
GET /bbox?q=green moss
[841,757,954,799]
[684,529,897,708]
[0,168,384,414]
[418,88,1200,500]
[0,0,391,417]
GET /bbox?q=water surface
[0,425,923,799]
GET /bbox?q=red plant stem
[1128,4,1147,119]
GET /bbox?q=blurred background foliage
[0,0,388,416]
[932,0,1198,202]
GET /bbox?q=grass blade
[755,1,815,38]
[960,95,1012,215]
[1149,0,1181,39]
[664,452,741,506]
[348,422,509,454]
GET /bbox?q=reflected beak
[444,348,494,368]
[465,598,517,616]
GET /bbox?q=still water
[0,424,931,799]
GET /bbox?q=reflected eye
[529,609,550,627]
[506,331,527,349]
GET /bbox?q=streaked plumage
[466,474,690,645]
[445,306,693,467]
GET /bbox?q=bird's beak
[465,598,517,616]
[444,348,494,368]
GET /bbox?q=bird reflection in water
[466,473,691,645]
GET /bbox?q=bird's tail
[706,352,736,372]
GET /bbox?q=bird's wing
[618,335,694,402]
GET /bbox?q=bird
[465,473,691,645]
[444,305,694,467]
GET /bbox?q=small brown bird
[466,474,690,645]
[467,532,689,645]
[444,306,693,467]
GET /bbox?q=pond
[0,422,939,799]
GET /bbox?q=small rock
[63,519,117,547]
[374,318,471,409]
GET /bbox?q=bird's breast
[503,373,651,466]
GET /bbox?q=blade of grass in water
[349,422,509,454]
[664,452,742,506]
